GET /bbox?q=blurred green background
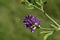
[0,0,60,40]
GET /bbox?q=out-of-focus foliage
[0,0,60,40]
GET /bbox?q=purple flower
[23,15,40,32]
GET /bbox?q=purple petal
[35,19,40,25]
[23,15,40,32]
[31,28,34,32]
[31,16,36,22]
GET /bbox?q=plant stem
[51,24,58,29]
[33,2,60,28]
[25,0,60,28]
[45,13,60,27]
[43,31,53,40]
[39,25,55,31]
[40,27,55,31]
[34,2,60,27]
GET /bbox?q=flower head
[23,15,40,32]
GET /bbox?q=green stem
[34,2,60,27]
[45,13,60,27]
[25,0,60,28]
[43,31,53,40]
[40,27,55,31]
[36,2,41,6]
[51,24,58,29]
[33,2,60,28]
[25,0,30,4]
[25,0,41,9]
[40,31,52,34]
[36,1,43,10]
[40,31,53,40]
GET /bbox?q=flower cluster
[23,15,40,32]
